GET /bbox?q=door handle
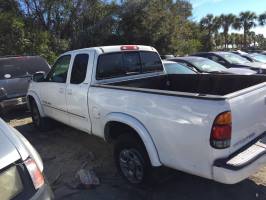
[59,88,64,94]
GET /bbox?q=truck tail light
[121,45,139,51]
[25,158,44,189]
[210,111,232,149]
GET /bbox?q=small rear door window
[70,54,89,84]
[140,52,163,72]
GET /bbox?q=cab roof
[62,45,157,55]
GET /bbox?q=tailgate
[227,84,266,153]
[0,78,29,99]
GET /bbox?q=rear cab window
[96,51,163,80]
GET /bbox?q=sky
[189,0,266,36]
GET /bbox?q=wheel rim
[119,149,144,184]
[32,106,40,127]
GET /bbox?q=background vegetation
[1,0,266,63]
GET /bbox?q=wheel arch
[104,112,162,167]
[27,91,45,117]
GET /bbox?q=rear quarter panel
[89,87,230,179]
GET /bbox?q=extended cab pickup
[27,45,266,185]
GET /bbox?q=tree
[213,33,223,49]
[259,11,266,26]
[199,14,220,50]
[116,0,198,55]
[0,0,26,55]
[217,14,236,49]
[234,11,257,49]
[256,34,266,49]
[248,31,256,47]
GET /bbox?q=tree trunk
[244,30,247,49]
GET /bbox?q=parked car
[168,56,256,75]
[240,53,266,64]
[0,118,53,199]
[0,56,50,111]
[27,45,266,186]
[160,55,175,59]
[162,60,197,74]
[231,50,248,55]
[192,52,266,74]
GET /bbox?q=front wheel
[31,101,52,131]
[114,134,152,185]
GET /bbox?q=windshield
[249,53,266,63]
[188,58,226,72]
[164,63,196,74]
[219,53,250,64]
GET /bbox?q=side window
[123,52,141,75]
[209,55,226,65]
[97,53,124,79]
[140,52,163,73]
[176,61,190,67]
[209,55,219,62]
[70,54,89,84]
[46,55,71,83]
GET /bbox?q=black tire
[114,134,153,186]
[30,101,52,131]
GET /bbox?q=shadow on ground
[2,108,266,200]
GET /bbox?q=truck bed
[107,74,266,96]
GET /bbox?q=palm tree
[256,34,265,48]
[218,14,236,49]
[248,31,256,47]
[234,11,257,49]
[230,33,238,49]
[214,33,223,49]
[234,33,242,49]
[200,14,220,50]
[259,11,266,26]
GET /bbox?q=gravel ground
[2,108,266,200]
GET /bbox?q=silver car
[0,118,54,199]
[0,56,50,111]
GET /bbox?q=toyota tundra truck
[27,45,266,185]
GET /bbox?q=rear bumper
[0,97,26,109]
[30,183,54,200]
[212,134,266,184]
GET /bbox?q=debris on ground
[69,169,100,190]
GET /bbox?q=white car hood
[0,120,21,170]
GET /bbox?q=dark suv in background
[0,56,50,111]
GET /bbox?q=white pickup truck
[27,45,266,185]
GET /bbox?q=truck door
[40,55,71,124]
[66,52,92,133]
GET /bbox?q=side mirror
[33,71,45,82]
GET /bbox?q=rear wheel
[31,101,52,131]
[114,134,152,185]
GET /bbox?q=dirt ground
[2,108,266,200]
